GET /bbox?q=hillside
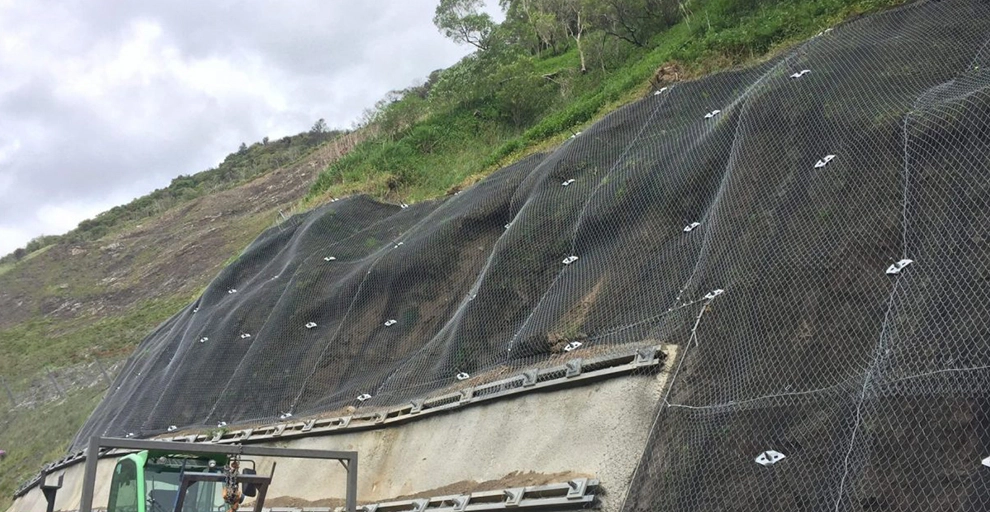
[3,0,981,509]
[0,0,905,505]
[304,0,908,206]
[0,131,361,506]
[60,0,990,509]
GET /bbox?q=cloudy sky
[0,1,500,255]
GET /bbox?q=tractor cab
[107,449,267,512]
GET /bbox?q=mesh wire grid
[72,1,990,509]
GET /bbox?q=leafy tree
[557,0,592,73]
[496,0,681,61]
[492,56,555,126]
[586,0,680,47]
[311,118,328,134]
[499,0,565,55]
[433,0,496,51]
[429,55,486,108]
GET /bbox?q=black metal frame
[79,437,358,512]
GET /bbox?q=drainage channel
[263,478,599,512]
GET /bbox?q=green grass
[0,201,280,389]
[0,205,284,507]
[0,386,107,512]
[0,211,276,504]
[0,245,52,278]
[0,296,190,388]
[309,0,906,204]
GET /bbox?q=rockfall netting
[76,0,990,508]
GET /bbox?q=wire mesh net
[74,0,990,508]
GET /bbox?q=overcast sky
[0,1,501,256]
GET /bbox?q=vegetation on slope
[0,129,350,511]
[0,388,106,509]
[308,0,906,205]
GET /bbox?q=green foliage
[433,0,496,50]
[0,235,60,267]
[311,101,513,201]
[587,0,681,47]
[204,426,230,439]
[494,56,558,127]
[311,118,329,134]
[313,0,905,204]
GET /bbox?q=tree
[498,0,682,61]
[499,0,565,55]
[433,0,495,51]
[557,0,591,73]
[530,7,564,54]
[586,0,680,47]
[492,56,554,126]
[311,118,328,134]
[238,142,248,153]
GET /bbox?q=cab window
[145,463,223,512]
[145,466,180,512]
[107,459,139,512]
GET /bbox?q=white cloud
[0,1,500,256]
[0,227,27,255]
[36,203,110,237]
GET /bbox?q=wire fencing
[66,0,990,509]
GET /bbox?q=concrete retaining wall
[7,349,675,512]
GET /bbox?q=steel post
[346,454,359,512]
[79,437,100,512]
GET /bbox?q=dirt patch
[548,278,604,351]
[649,61,687,91]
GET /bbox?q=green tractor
[106,449,266,512]
[74,437,359,512]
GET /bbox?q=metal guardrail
[15,345,664,499]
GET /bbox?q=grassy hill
[0,0,907,507]
[304,0,905,207]
[0,131,362,506]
